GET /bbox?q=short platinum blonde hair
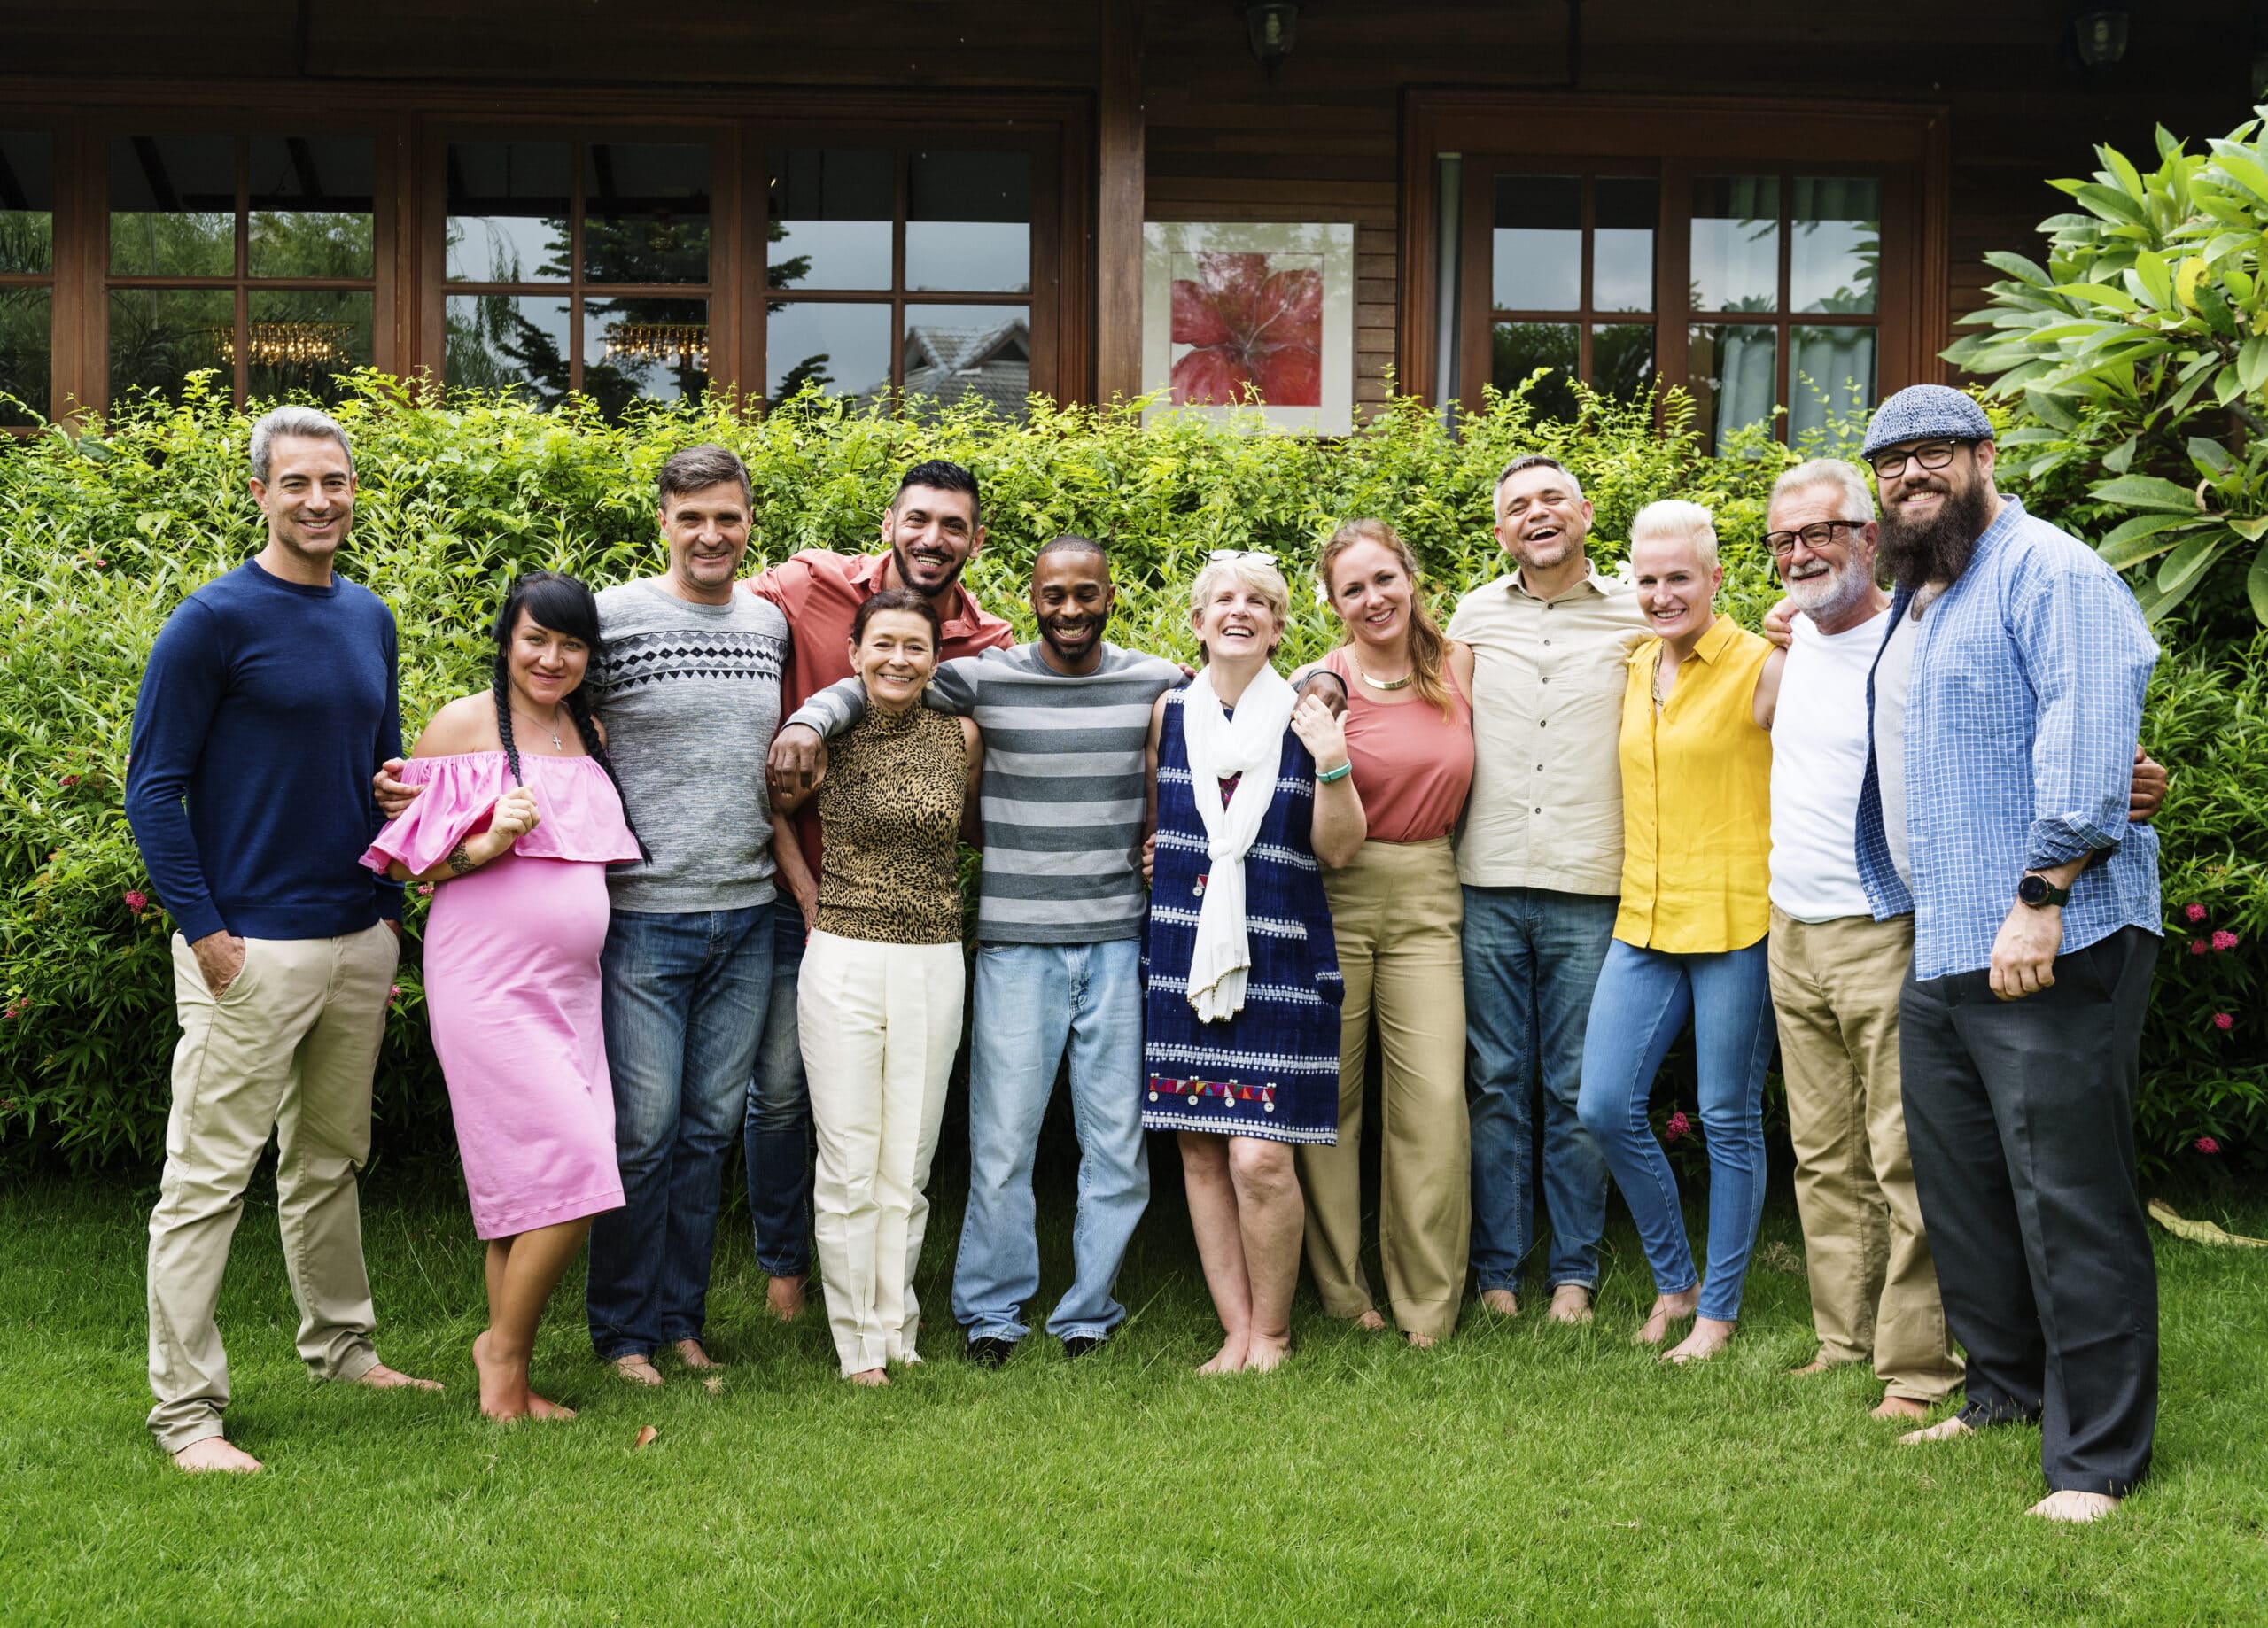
[250,406,353,485]
[1188,553,1292,637]
[1769,458,1876,521]
[1629,498,1719,567]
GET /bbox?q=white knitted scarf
[1179,663,1298,1022]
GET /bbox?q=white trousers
[798,931,966,1376]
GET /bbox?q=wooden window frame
[0,122,65,433]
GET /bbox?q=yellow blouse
[1612,614,1774,954]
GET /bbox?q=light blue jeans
[1575,936,1775,1323]
[951,939,1150,1345]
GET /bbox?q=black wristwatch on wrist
[2016,872,2070,909]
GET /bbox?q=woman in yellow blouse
[1575,499,1784,1364]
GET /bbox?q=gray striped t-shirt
[787,642,1183,944]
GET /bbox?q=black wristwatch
[2016,873,2070,909]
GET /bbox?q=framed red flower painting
[1140,222,1355,432]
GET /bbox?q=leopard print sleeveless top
[814,703,967,944]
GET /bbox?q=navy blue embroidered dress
[1142,687,1342,1145]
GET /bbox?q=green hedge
[1,372,2259,1173]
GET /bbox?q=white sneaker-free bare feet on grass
[765,1275,807,1322]
[1480,1288,1519,1318]
[1547,1285,1594,1325]
[1405,1330,1439,1350]
[173,1436,262,1474]
[1354,1308,1386,1332]
[1663,1316,1735,1364]
[1872,1393,1931,1423]
[613,1354,664,1387]
[1198,1332,1250,1375]
[672,1338,721,1370]
[2029,1490,2119,1523]
[351,1361,442,1392]
[1899,1416,1974,1446]
[1633,1288,1698,1347]
[844,1368,889,1387]
[1243,1334,1292,1373]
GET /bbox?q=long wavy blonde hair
[1316,518,1456,721]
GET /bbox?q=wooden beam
[1095,0,1144,406]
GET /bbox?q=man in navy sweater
[125,406,439,1474]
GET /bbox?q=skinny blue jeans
[742,896,814,1279]
[952,940,1150,1344]
[1575,936,1775,1323]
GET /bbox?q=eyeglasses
[1765,520,1868,558]
[1208,548,1278,565]
[1868,439,1968,480]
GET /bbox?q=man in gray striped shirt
[778,537,1180,1362]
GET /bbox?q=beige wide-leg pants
[1767,907,1963,1403]
[798,931,965,1376]
[147,923,400,1454]
[1299,838,1471,1341]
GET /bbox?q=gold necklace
[1352,654,1414,691]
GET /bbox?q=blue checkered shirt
[1856,497,2161,980]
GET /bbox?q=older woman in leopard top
[773,587,983,1384]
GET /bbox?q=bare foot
[526,1392,577,1421]
[613,1354,664,1387]
[2029,1490,2119,1523]
[1663,1316,1736,1365]
[1480,1288,1519,1318]
[1899,1416,1975,1446]
[1633,1289,1699,1347]
[1198,1333,1249,1375]
[352,1361,443,1392]
[1790,1357,1839,1376]
[672,1339,721,1370]
[172,1436,262,1474]
[1546,1285,1594,1325]
[471,1330,531,1422]
[1243,1334,1292,1373]
[1872,1394,1932,1422]
[1405,1330,1438,1350]
[765,1274,807,1322]
[844,1367,889,1387]
[1354,1308,1386,1332]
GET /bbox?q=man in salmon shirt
[747,459,1014,1320]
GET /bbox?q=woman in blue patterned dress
[1143,551,1367,1374]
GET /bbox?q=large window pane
[1792,177,1879,314]
[768,149,892,292]
[1491,321,1578,423]
[447,141,571,284]
[0,132,55,275]
[1689,323,1777,452]
[248,136,374,279]
[767,301,889,404]
[109,287,234,403]
[584,143,710,285]
[1594,177,1657,313]
[445,292,571,406]
[906,151,1030,292]
[584,296,709,418]
[1593,323,1655,404]
[1691,176,1779,314]
[0,287,50,425]
[245,288,372,406]
[1491,175,1580,312]
[1790,325,1876,443]
[111,136,235,277]
[902,303,1030,421]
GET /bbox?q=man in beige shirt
[1449,454,1646,1324]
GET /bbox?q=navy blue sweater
[125,559,403,945]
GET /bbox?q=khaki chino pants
[147,924,398,1453]
[1767,907,1961,1402]
[1299,838,1471,1341]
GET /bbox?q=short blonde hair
[1187,553,1292,653]
[1629,498,1720,567]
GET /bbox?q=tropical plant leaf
[2155,531,2227,596]
[1981,250,2053,287]
[2250,535,2268,623]
[2089,475,2205,513]
[2097,512,2208,569]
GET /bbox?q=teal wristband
[1317,760,1354,785]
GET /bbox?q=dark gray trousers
[1899,925,2159,1496]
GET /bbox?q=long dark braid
[565,686,649,864]
[491,650,523,787]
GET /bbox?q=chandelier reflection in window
[207,322,356,368]
[600,321,710,371]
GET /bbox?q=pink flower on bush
[122,889,149,915]
[2190,939,2208,956]
[2194,1136,2221,1155]
[417,882,435,896]
[2211,1012,2234,1031]
[2211,929,2240,951]
[2185,903,2208,923]
[389,984,402,1003]
[1664,1111,1692,1142]
[58,774,79,788]
[2,1001,20,1021]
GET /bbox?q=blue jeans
[1576,937,1775,1322]
[1463,886,1618,1294]
[742,896,813,1279]
[587,903,773,1360]
[951,940,1149,1345]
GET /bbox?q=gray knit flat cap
[1861,384,1994,457]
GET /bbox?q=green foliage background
[0,368,2259,1174]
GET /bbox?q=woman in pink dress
[363,570,641,1421]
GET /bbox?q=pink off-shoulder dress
[362,752,640,1239]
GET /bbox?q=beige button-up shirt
[1448,567,1648,895]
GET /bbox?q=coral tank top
[1323,646,1476,845]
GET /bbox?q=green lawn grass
[4,1158,2264,1626]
